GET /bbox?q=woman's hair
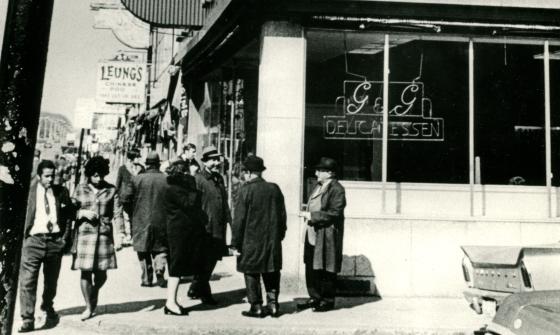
[165,160,188,176]
[84,156,110,178]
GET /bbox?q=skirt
[72,222,117,271]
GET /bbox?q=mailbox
[460,244,560,314]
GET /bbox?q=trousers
[244,271,281,305]
[19,235,64,322]
[137,251,167,284]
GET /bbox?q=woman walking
[71,156,125,320]
[163,160,206,315]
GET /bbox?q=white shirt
[30,182,60,235]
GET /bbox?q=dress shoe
[312,301,334,312]
[140,282,152,287]
[187,288,199,299]
[201,296,218,305]
[268,303,280,317]
[163,305,189,316]
[17,322,34,333]
[241,304,267,318]
[156,278,168,288]
[296,298,319,310]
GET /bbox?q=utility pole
[0,0,54,334]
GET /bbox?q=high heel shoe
[80,309,94,321]
[163,305,188,316]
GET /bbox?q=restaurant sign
[96,58,146,104]
[324,81,444,141]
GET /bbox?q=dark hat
[201,145,222,162]
[145,152,160,165]
[243,156,266,172]
[314,157,338,172]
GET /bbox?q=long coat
[122,167,168,253]
[71,181,124,270]
[304,179,346,273]
[164,174,207,277]
[232,177,287,274]
[194,168,231,259]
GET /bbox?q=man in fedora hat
[232,156,287,318]
[122,152,169,288]
[298,157,346,312]
[189,145,231,304]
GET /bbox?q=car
[475,290,560,335]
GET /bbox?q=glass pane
[474,42,545,186]
[305,30,385,192]
[387,38,469,183]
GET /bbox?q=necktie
[44,190,53,233]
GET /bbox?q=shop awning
[121,0,205,29]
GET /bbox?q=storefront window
[305,30,468,184]
[550,46,560,187]
[474,42,545,186]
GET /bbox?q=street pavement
[13,247,493,335]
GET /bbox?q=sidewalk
[16,248,492,335]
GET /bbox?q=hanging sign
[324,81,444,141]
[96,59,146,103]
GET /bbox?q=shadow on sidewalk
[275,296,382,317]
[57,299,166,317]
[179,272,232,284]
[188,288,246,312]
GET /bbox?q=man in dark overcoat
[232,156,287,318]
[122,152,169,288]
[298,157,346,312]
[18,160,74,332]
[190,145,231,304]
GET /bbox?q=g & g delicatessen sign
[96,60,146,104]
[324,81,444,141]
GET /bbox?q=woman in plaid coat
[72,156,125,320]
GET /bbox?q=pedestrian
[189,145,231,304]
[163,160,207,316]
[180,143,200,175]
[232,156,287,318]
[297,157,346,312]
[122,152,169,288]
[18,160,74,333]
[71,156,125,320]
[115,149,141,245]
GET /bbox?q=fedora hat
[314,157,338,172]
[145,152,160,165]
[242,156,266,172]
[201,145,222,162]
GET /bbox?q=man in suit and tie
[298,157,346,313]
[18,160,74,333]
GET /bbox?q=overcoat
[232,177,287,274]
[194,168,231,259]
[304,179,346,273]
[122,167,168,253]
[71,181,124,270]
[164,173,207,276]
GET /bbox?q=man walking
[18,160,74,332]
[190,145,231,304]
[115,149,141,246]
[232,156,286,318]
[123,152,169,288]
[298,157,346,312]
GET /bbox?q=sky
[41,0,131,124]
